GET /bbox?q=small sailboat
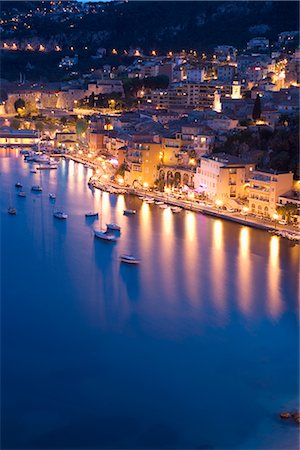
[53,211,68,220]
[31,185,42,192]
[17,191,26,198]
[85,212,99,218]
[94,230,116,242]
[106,223,121,231]
[120,254,140,265]
[15,182,22,188]
[123,209,136,215]
[8,207,17,215]
[49,193,56,200]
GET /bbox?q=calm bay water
[1,149,299,450]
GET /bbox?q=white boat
[171,206,182,213]
[53,211,68,220]
[94,230,116,241]
[33,155,50,163]
[31,185,43,192]
[145,198,154,203]
[123,209,136,215]
[155,201,164,205]
[30,169,37,173]
[15,182,22,188]
[159,204,168,209]
[85,212,99,217]
[17,191,26,198]
[37,164,58,170]
[49,193,56,200]
[120,254,140,265]
[8,207,17,215]
[106,223,121,231]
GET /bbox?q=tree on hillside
[14,98,26,116]
[252,94,262,121]
[35,121,45,132]
[277,203,299,223]
[76,118,88,135]
[10,118,21,130]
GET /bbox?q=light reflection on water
[267,235,283,319]
[238,227,252,316]
[1,151,299,450]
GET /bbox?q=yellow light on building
[151,50,156,56]
[112,48,117,55]
[189,158,196,166]
[215,199,223,207]
[55,45,61,51]
[143,182,149,188]
[273,213,279,220]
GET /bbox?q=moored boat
[17,191,26,198]
[31,185,42,192]
[171,206,182,213]
[159,204,168,209]
[155,201,164,205]
[94,230,116,241]
[53,211,68,220]
[85,212,99,218]
[8,207,17,215]
[30,169,37,173]
[36,164,58,170]
[106,223,121,231]
[123,209,136,215]
[49,193,56,200]
[120,254,140,265]
[15,182,22,188]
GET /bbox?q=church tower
[231,77,241,99]
[213,90,222,113]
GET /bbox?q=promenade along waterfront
[1,149,299,450]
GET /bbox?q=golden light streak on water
[184,212,199,305]
[211,220,226,314]
[161,207,177,301]
[237,227,252,316]
[267,235,283,319]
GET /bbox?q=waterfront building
[194,153,255,204]
[124,138,162,188]
[248,170,294,217]
[0,128,39,147]
[55,132,78,151]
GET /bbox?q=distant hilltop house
[59,55,78,68]
[214,45,237,62]
[246,37,269,52]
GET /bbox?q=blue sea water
[1,150,299,449]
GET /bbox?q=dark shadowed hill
[1,1,299,52]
